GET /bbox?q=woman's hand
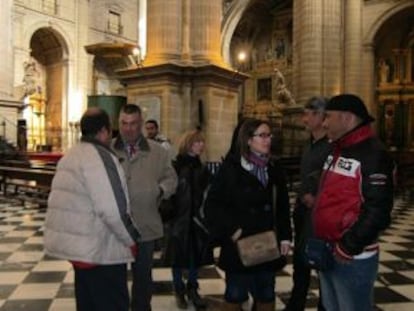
[280,240,291,256]
[231,228,242,241]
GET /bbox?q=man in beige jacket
[112,104,178,311]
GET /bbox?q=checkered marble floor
[0,192,414,311]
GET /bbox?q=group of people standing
[44,93,395,311]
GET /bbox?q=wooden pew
[0,165,55,207]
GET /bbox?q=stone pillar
[406,48,412,83]
[392,49,401,83]
[361,44,376,124]
[401,49,410,83]
[0,0,14,98]
[144,0,182,65]
[190,0,224,66]
[75,0,89,98]
[181,0,191,62]
[122,0,241,160]
[293,0,341,103]
[344,0,362,94]
[321,0,342,95]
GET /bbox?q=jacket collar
[113,134,151,152]
[81,136,115,154]
[334,124,374,149]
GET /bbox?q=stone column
[181,0,191,62]
[144,0,182,65]
[76,0,89,101]
[361,43,376,123]
[189,0,224,66]
[293,0,341,103]
[344,0,362,94]
[321,0,342,95]
[0,0,14,98]
[406,48,412,83]
[392,49,401,83]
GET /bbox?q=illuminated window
[108,10,122,34]
[42,0,57,15]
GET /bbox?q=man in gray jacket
[112,104,178,311]
[45,107,140,311]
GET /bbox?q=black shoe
[174,291,188,309]
[187,284,207,309]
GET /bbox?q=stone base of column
[117,63,247,161]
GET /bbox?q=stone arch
[22,24,71,151]
[364,2,414,151]
[23,22,72,57]
[221,0,251,66]
[363,1,414,45]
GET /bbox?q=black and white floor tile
[0,192,413,310]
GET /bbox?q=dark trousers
[74,264,129,311]
[224,270,276,303]
[131,240,155,311]
[285,204,325,311]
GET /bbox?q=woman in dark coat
[204,119,292,311]
[164,129,212,309]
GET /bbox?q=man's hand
[130,244,138,258]
[333,243,352,264]
[302,193,316,208]
[231,228,242,242]
[280,241,291,256]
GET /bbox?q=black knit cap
[325,94,375,123]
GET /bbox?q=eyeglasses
[252,132,273,139]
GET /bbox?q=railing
[0,113,81,152]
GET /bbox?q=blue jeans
[172,266,198,290]
[224,271,275,303]
[319,253,378,311]
[131,240,155,311]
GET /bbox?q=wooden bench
[0,165,55,207]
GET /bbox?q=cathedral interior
[0,1,414,311]
[0,0,413,161]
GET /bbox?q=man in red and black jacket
[313,94,395,311]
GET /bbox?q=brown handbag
[236,185,281,267]
[237,230,280,266]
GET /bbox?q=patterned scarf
[247,152,269,186]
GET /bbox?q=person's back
[46,141,137,263]
[45,107,139,311]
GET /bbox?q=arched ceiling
[229,0,292,66]
[233,0,291,43]
[30,28,64,65]
[374,6,414,48]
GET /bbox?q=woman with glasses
[204,119,292,311]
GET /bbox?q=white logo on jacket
[324,155,360,178]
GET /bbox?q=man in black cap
[312,94,395,310]
[284,96,330,311]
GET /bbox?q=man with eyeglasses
[283,96,330,311]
